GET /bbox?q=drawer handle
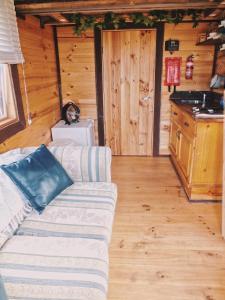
[184,121,189,127]
[173,112,178,116]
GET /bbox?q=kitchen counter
[170,101,224,122]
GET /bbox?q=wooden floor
[109,156,225,300]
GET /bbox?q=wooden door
[102,30,156,155]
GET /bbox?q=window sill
[0,119,26,143]
[0,65,26,143]
[0,117,18,128]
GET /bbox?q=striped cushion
[21,146,112,183]
[0,275,8,300]
[16,182,117,244]
[2,146,112,183]
[50,146,112,183]
[0,235,108,300]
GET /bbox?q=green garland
[71,9,203,36]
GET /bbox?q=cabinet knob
[184,121,189,127]
[173,112,178,116]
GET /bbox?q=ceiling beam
[50,13,68,23]
[15,0,224,15]
[203,8,224,19]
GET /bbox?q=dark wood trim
[0,65,26,144]
[94,23,164,154]
[94,27,105,146]
[211,44,220,77]
[16,13,26,20]
[53,26,63,115]
[11,65,25,126]
[15,0,81,3]
[40,16,46,28]
[153,23,164,156]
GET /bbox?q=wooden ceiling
[14,0,225,26]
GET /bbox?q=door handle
[142,96,152,101]
[176,130,181,140]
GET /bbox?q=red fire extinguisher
[185,55,194,80]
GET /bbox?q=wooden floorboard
[109,156,225,300]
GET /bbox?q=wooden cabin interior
[0,1,225,299]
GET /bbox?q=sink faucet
[202,93,206,109]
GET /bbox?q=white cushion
[0,153,32,248]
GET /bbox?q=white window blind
[0,0,24,64]
[0,64,17,121]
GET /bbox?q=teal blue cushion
[1,144,73,213]
[0,275,8,300]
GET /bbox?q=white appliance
[51,119,95,146]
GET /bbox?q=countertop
[171,102,224,122]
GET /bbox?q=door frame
[94,23,164,156]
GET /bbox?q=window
[0,0,26,143]
[0,64,25,143]
[0,64,18,124]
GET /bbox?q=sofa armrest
[49,146,112,183]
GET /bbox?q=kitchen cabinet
[178,132,193,181]
[169,103,223,201]
[170,121,179,155]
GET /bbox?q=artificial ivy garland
[71,9,204,36]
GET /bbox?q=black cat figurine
[62,102,80,125]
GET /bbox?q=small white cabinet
[51,119,95,146]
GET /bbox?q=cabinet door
[178,132,193,180]
[170,120,179,156]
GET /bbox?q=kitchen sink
[169,90,223,117]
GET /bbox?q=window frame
[0,64,26,143]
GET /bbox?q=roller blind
[0,0,24,64]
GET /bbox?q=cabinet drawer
[180,112,196,137]
[171,104,181,123]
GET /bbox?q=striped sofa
[0,146,117,300]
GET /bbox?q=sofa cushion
[0,150,23,165]
[2,146,112,183]
[0,153,32,249]
[0,275,8,300]
[0,235,108,300]
[20,146,112,183]
[1,145,73,213]
[51,146,112,182]
[16,182,117,244]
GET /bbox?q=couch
[0,146,117,300]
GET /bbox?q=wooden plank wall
[57,27,98,143]
[57,23,214,153]
[0,16,60,153]
[160,23,214,155]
